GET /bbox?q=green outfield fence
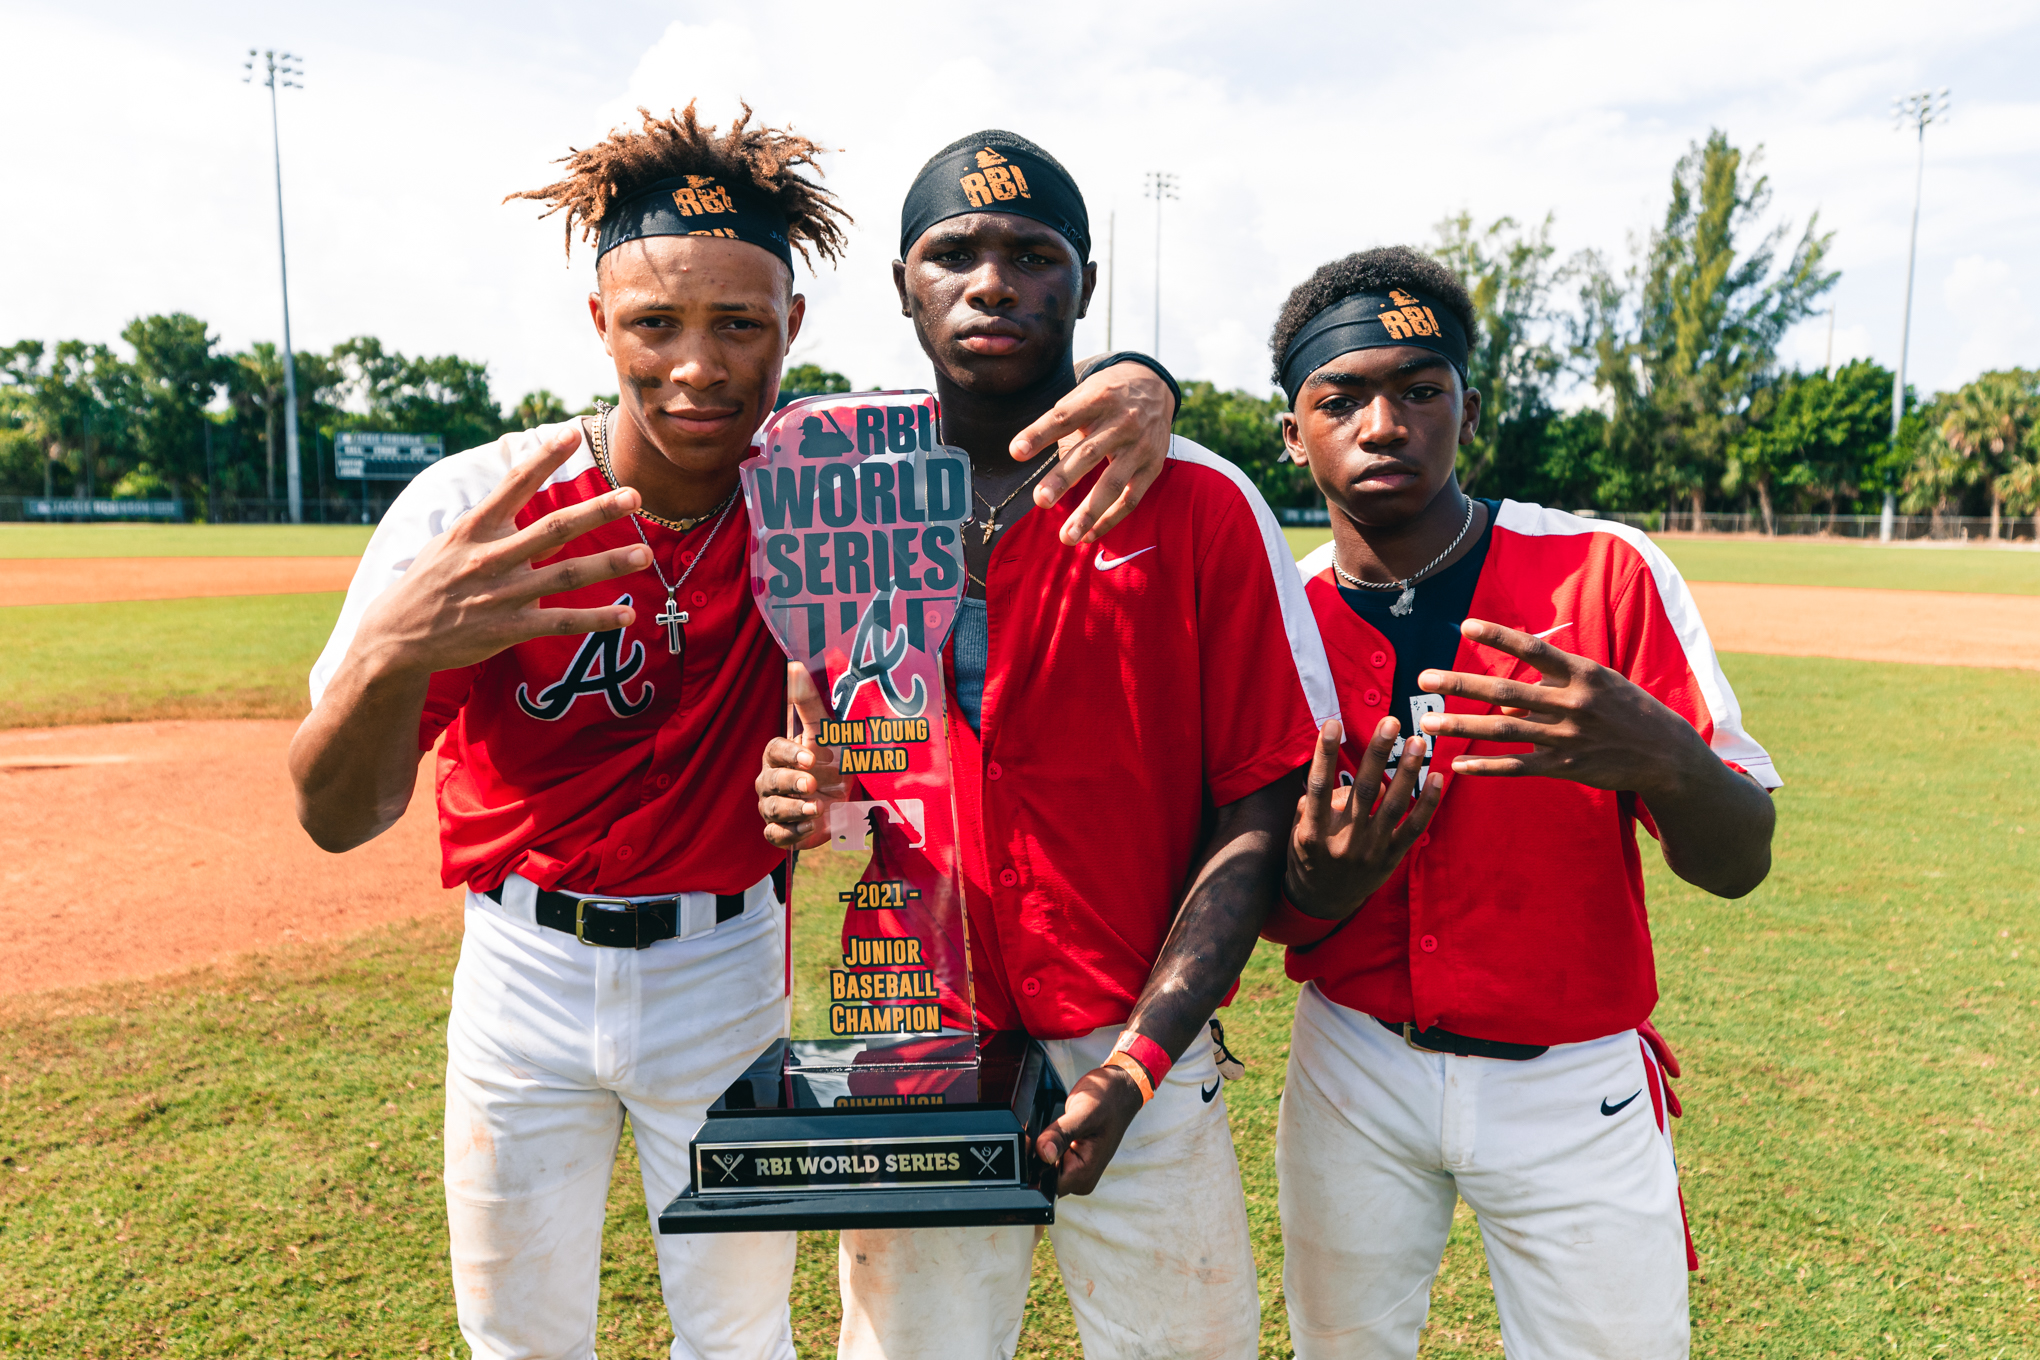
[6,498,2035,543]
[0,495,402,526]
[1275,505,2040,543]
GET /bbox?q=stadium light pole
[1144,171,1178,359]
[1104,210,1116,352]
[1882,87,1949,543]
[246,48,305,524]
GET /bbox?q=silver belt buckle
[575,897,636,946]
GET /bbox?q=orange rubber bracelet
[1104,1050,1155,1104]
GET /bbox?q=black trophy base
[659,1031,1063,1234]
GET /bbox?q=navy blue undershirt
[1336,499,1498,775]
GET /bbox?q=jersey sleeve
[1610,549,1781,791]
[1263,894,1345,946]
[307,435,522,725]
[1171,440,1336,804]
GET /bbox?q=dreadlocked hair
[506,101,850,271]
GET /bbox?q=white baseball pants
[836,1022,1262,1360]
[444,874,796,1360]
[1276,983,1689,1360]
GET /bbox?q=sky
[4,0,2037,415]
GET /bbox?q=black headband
[1278,288,1470,405]
[899,138,1090,262]
[596,174,793,273]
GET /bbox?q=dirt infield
[1688,582,2040,671]
[1,556,359,606]
[3,568,2033,998]
[0,719,457,996]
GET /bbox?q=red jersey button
[1021,978,1042,997]
[680,551,695,566]
[1363,688,1383,706]
[617,845,634,862]
[1419,934,1438,953]
[1417,834,1430,847]
[691,590,707,606]
[1370,650,1388,670]
[656,774,672,789]
[987,761,1003,781]
[998,868,1019,888]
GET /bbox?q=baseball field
[2,524,2036,1358]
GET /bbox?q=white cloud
[2,0,2036,423]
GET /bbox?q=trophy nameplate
[660,391,1060,1234]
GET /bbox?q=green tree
[0,339,128,498]
[121,313,231,503]
[1582,130,1837,524]
[513,389,571,429]
[1933,369,2036,539]
[778,363,853,408]
[330,337,508,453]
[1171,381,1301,506]
[1430,213,1567,495]
[1726,359,1892,528]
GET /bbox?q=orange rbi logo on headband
[958,148,1033,209]
[1379,290,1444,342]
[671,175,737,217]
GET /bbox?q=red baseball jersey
[1266,501,1779,1046]
[947,438,1336,1040]
[310,422,785,897]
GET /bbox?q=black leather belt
[485,883,746,949]
[1380,1018,1549,1061]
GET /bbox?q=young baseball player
[759,130,1338,1360]
[288,105,1178,1360]
[1266,247,1779,1359]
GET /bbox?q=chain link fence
[1276,505,2039,543]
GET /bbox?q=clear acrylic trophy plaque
[660,391,1061,1234]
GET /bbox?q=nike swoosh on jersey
[1200,1078,1222,1103]
[1534,623,1573,639]
[1094,545,1159,571]
[1600,1089,1642,1116]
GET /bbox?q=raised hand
[1008,360,1174,546]
[756,662,850,851]
[354,424,652,677]
[1415,619,1710,796]
[1285,717,1443,921]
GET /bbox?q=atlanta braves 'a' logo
[831,587,927,718]
[515,595,655,721]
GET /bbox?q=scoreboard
[335,431,444,481]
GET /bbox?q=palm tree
[1937,371,2034,540]
[231,343,288,505]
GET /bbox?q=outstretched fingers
[471,424,594,534]
[499,485,642,570]
[1458,618,1580,683]
[1296,719,1348,848]
[1010,387,1100,471]
[1375,737,1444,846]
[514,542,652,604]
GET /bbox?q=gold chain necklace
[588,401,732,533]
[588,402,740,657]
[964,453,1060,546]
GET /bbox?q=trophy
[659,391,1063,1234]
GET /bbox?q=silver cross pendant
[655,591,689,657]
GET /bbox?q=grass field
[0,525,376,559]
[4,652,2035,1357]
[0,595,341,729]
[1280,527,2040,595]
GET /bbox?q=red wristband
[1112,1030,1173,1087]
